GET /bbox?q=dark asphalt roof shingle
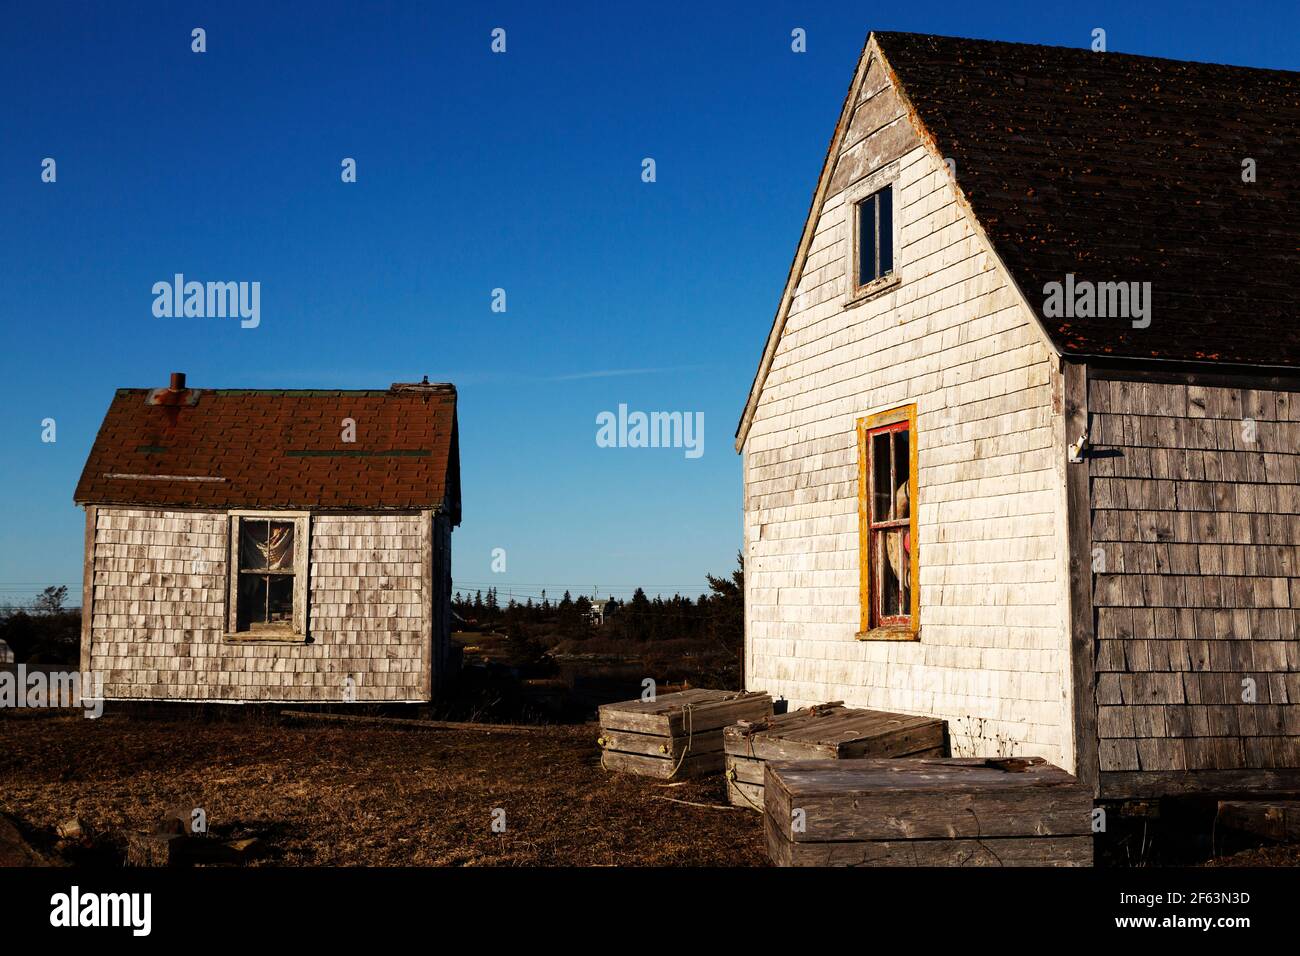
[876,32,1300,366]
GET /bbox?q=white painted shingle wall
[742,64,1073,766]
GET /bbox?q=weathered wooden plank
[765,813,1093,867]
[1217,800,1300,841]
[1101,768,1300,798]
[79,506,98,682]
[419,509,433,700]
[598,690,772,735]
[842,83,906,154]
[724,706,948,811]
[599,727,724,759]
[727,779,766,811]
[599,748,724,780]
[726,753,766,786]
[1068,361,1100,796]
[827,118,914,195]
[279,710,557,735]
[766,757,1092,843]
[724,705,944,761]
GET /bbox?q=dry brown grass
[0,711,766,867]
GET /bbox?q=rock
[126,832,186,867]
[158,803,203,836]
[56,818,87,841]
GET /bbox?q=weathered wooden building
[736,32,1300,798]
[74,373,460,703]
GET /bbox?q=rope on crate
[666,702,694,780]
[725,764,765,812]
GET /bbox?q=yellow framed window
[857,405,919,639]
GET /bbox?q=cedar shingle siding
[738,30,1300,792]
[87,509,439,701]
[740,44,1072,765]
[76,380,459,703]
[1091,377,1300,772]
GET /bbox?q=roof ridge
[114,386,457,396]
[873,29,1300,76]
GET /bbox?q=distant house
[0,639,13,665]
[74,373,461,703]
[589,599,612,626]
[737,32,1300,799]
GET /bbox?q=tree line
[453,554,744,652]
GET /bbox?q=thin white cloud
[546,366,705,382]
[243,366,706,387]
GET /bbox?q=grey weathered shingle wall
[87,508,432,701]
[1091,378,1300,771]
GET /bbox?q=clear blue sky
[2,0,1296,607]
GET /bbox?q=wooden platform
[764,756,1094,867]
[724,703,946,810]
[598,689,772,780]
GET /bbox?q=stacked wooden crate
[598,689,772,779]
[764,756,1094,866]
[724,703,946,810]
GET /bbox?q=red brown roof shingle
[74,381,460,519]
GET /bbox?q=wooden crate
[764,756,1094,866]
[598,689,772,779]
[724,703,946,810]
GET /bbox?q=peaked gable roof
[880,32,1300,365]
[737,31,1300,448]
[75,379,461,519]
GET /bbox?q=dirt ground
[0,711,767,866]
[7,710,1300,868]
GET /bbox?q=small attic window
[856,186,894,288]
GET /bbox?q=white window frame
[846,165,902,305]
[225,511,311,642]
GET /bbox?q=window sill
[856,626,920,642]
[845,273,900,309]
[223,633,312,645]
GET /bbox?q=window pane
[266,522,295,570]
[872,432,892,520]
[892,428,911,615]
[240,520,268,570]
[266,575,294,623]
[878,187,893,276]
[240,519,295,571]
[238,574,267,628]
[880,530,901,617]
[893,430,910,505]
[859,197,876,284]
